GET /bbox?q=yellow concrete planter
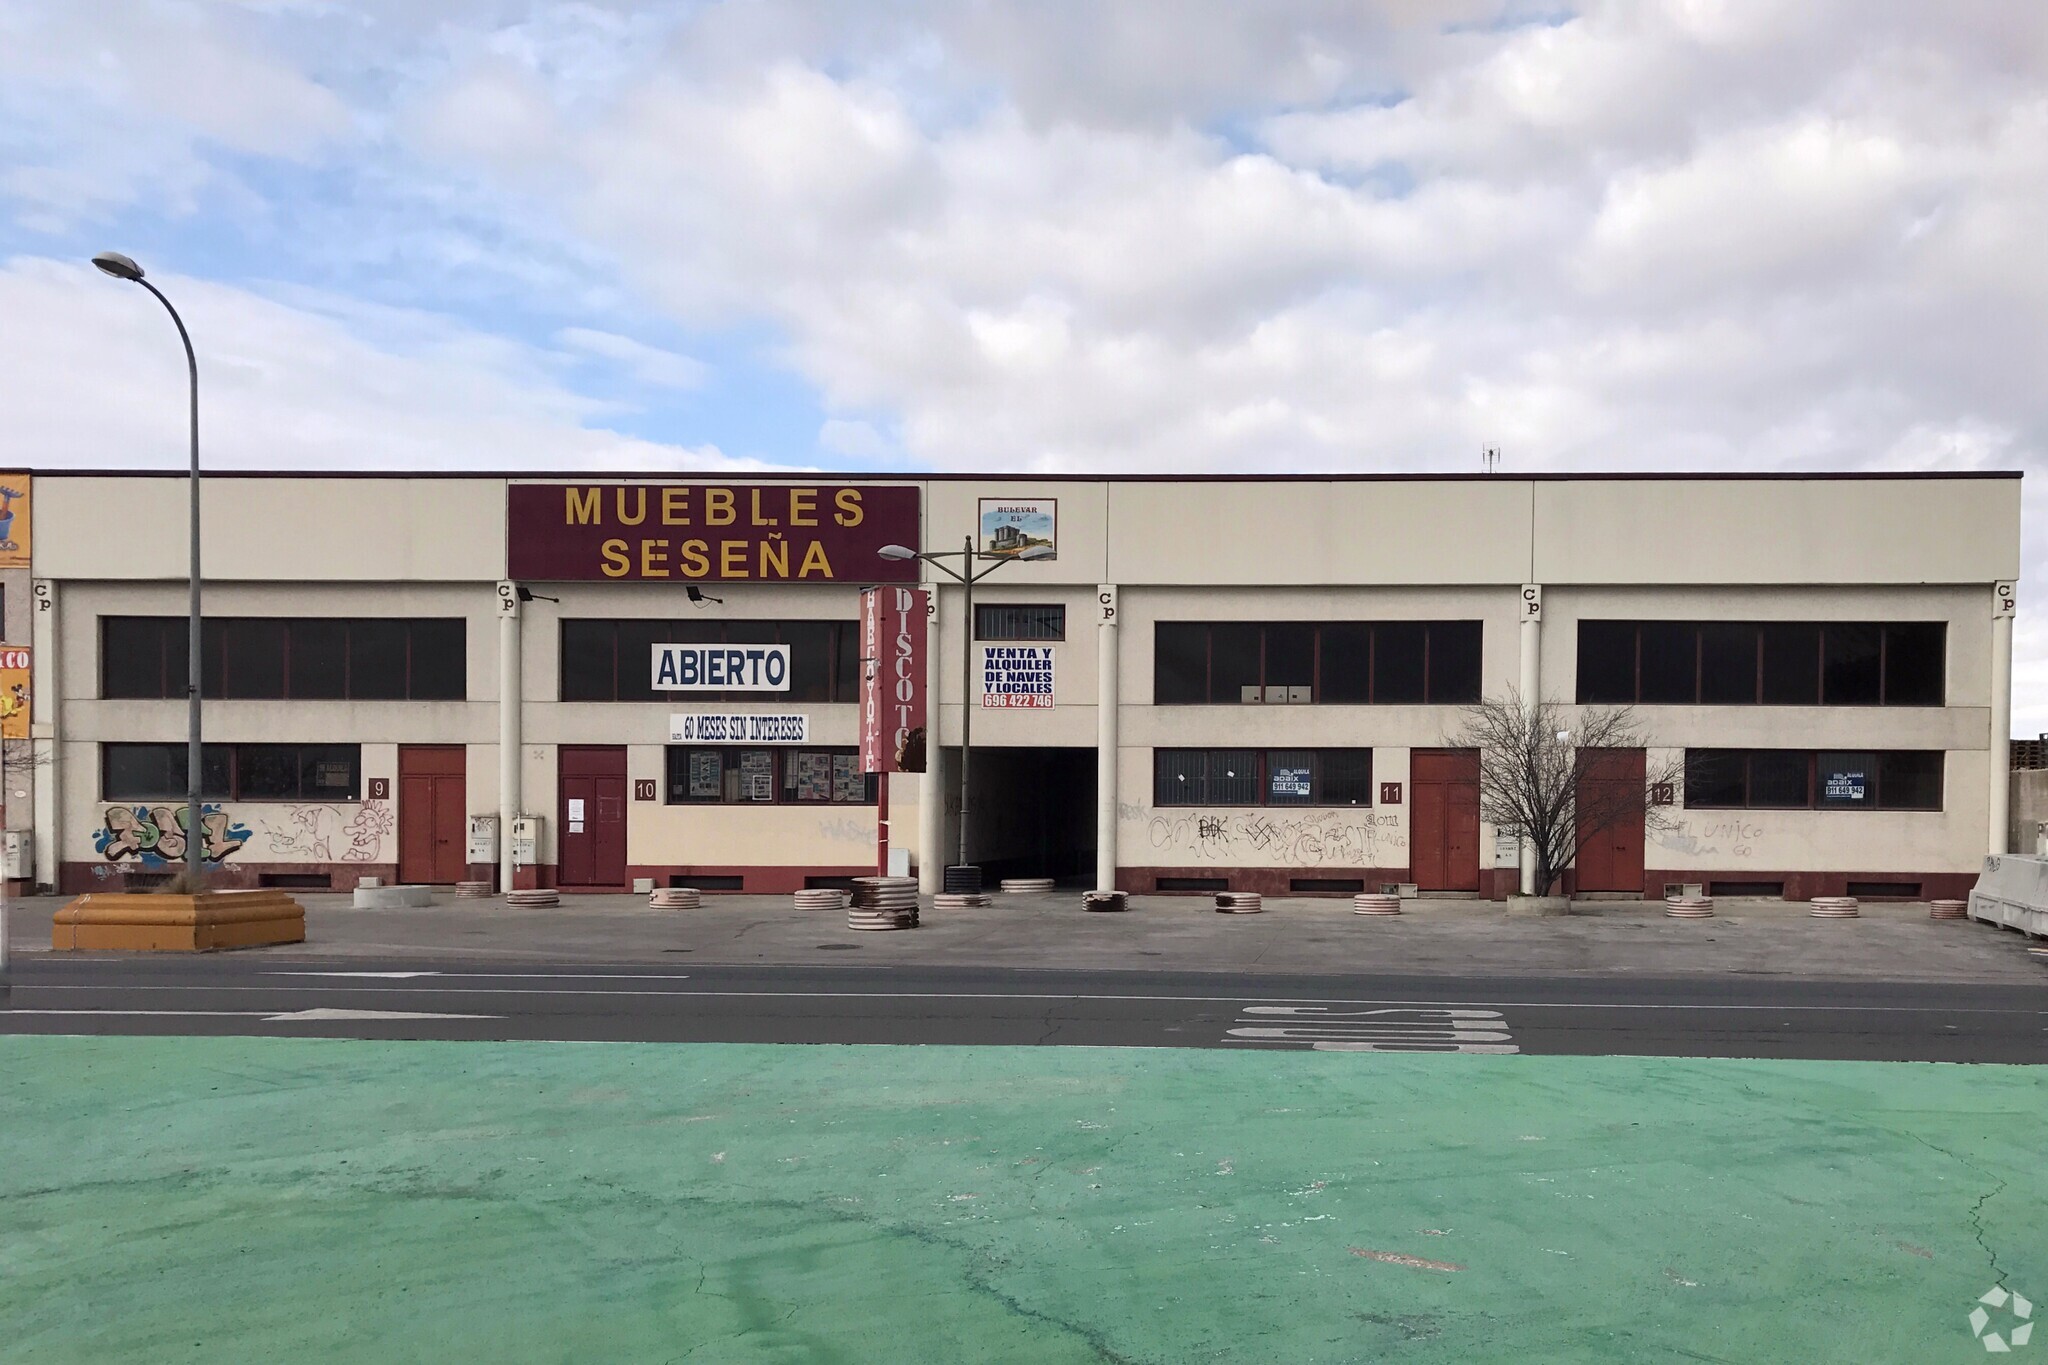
[52,889,306,952]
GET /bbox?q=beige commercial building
[16,470,2020,903]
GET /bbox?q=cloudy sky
[4,1,2046,722]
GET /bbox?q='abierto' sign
[860,586,928,773]
[652,643,790,691]
[980,644,1054,708]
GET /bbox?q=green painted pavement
[3,1039,2042,1364]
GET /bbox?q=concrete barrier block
[352,884,435,909]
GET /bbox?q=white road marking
[3,1008,500,1022]
[266,972,694,981]
[261,1008,499,1021]
[1228,1005,1520,1054]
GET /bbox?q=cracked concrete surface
[12,890,2042,983]
[4,1038,2045,1363]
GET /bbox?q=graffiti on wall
[255,802,395,863]
[1141,809,1406,867]
[1649,817,1762,861]
[95,804,252,866]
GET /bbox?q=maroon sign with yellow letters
[506,483,921,582]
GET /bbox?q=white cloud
[0,255,759,474]
[8,1,2048,723]
[556,327,708,390]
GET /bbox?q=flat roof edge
[7,468,2026,482]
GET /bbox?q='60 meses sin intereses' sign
[507,483,922,582]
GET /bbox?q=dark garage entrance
[941,745,1097,885]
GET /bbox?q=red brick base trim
[59,860,398,895]
[1117,865,1979,901]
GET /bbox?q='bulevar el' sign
[506,483,922,582]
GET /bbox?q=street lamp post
[879,536,1052,888]
[93,252,204,884]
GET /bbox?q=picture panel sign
[507,483,921,582]
[860,586,928,773]
[978,498,1055,561]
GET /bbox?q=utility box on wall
[510,816,542,867]
[3,831,32,879]
[467,814,499,865]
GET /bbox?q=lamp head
[877,544,917,561]
[92,252,145,281]
[1016,545,1055,562]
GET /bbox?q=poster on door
[980,644,1054,708]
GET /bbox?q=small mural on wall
[96,804,252,867]
[93,800,395,868]
[0,474,29,567]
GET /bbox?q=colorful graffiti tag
[95,804,252,867]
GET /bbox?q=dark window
[101,618,464,701]
[1882,623,1945,705]
[1748,751,1811,807]
[408,621,467,700]
[1152,622,1482,703]
[345,620,408,700]
[1698,623,1757,705]
[1878,750,1943,809]
[1372,622,1426,703]
[1319,749,1376,806]
[1210,624,1263,703]
[1638,621,1697,704]
[289,619,348,699]
[1684,749,1940,810]
[976,604,1065,641]
[1575,620,1636,704]
[1154,748,1260,806]
[663,746,873,805]
[102,617,175,699]
[1264,624,1315,695]
[1683,750,1747,808]
[220,620,288,699]
[1822,624,1881,705]
[1320,623,1372,703]
[559,619,617,701]
[1154,623,1209,704]
[101,742,356,801]
[565,619,861,703]
[1428,621,1483,702]
[1582,620,1944,707]
[1760,623,1820,704]
[1156,749,1372,807]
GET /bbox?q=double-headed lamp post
[93,251,204,883]
[879,536,1053,887]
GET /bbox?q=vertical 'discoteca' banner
[861,587,928,774]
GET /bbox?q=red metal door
[1410,749,1481,892]
[559,746,627,887]
[1573,748,1645,893]
[398,746,466,884]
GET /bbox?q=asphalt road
[2,955,2042,1061]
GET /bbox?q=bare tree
[1450,690,1681,897]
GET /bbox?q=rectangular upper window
[1153,622,1481,704]
[663,745,875,805]
[1154,749,1374,807]
[100,618,465,701]
[1577,621,1945,706]
[976,604,1065,641]
[102,742,361,802]
[1682,749,1942,811]
[563,619,861,703]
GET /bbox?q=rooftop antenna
[1482,446,1501,475]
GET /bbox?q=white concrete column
[29,579,58,894]
[497,581,521,891]
[1095,584,1119,892]
[1518,583,1542,895]
[1991,579,2015,855]
[918,575,943,895]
